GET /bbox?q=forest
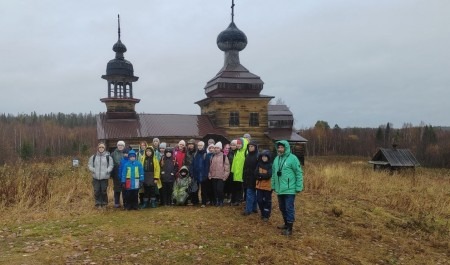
[1,113,449,168]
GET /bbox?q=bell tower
[100,15,140,119]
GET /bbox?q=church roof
[267,129,308,142]
[97,113,227,140]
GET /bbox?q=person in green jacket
[271,140,303,236]
[230,137,248,205]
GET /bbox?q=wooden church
[96,4,307,158]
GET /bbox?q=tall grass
[0,156,448,264]
[0,157,95,221]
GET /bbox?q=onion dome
[217,22,247,52]
[105,15,134,76]
[113,39,127,55]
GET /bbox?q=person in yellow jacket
[141,146,161,208]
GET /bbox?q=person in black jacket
[160,148,178,206]
[242,141,259,215]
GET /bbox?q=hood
[164,148,173,155]
[128,150,137,157]
[247,140,258,153]
[258,149,271,161]
[178,165,190,177]
[275,140,291,156]
[145,146,154,157]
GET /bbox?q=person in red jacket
[173,140,186,168]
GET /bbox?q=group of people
[88,134,303,236]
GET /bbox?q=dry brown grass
[0,156,449,264]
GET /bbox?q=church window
[229,112,240,127]
[249,112,259,126]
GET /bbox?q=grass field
[0,156,449,264]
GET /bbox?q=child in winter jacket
[255,150,273,221]
[172,166,192,206]
[141,146,161,209]
[121,150,144,210]
[160,148,178,206]
[208,142,230,206]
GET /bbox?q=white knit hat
[214,141,223,150]
[179,140,186,146]
[117,140,125,146]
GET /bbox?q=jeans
[278,194,296,223]
[245,188,257,214]
[257,189,272,218]
[92,179,108,206]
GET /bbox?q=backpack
[93,154,111,168]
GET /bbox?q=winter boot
[140,199,149,209]
[281,222,293,236]
[150,198,157,208]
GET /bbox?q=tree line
[1,113,449,168]
[0,112,97,164]
[299,121,450,168]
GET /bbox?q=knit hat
[243,133,251,139]
[128,150,136,157]
[230,139,237,146]
[214,141,223,150]
[159,142,167,149]
[236,139,242,145]
[152,138,160,143]
[207,138,215,145]
[197,141,205,149]
[117,140,125,147]
[179,140,186,146]
[187,139,196,145]
[207,144,215,153]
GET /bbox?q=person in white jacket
[88,142,114,208]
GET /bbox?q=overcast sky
[1,0,449,128]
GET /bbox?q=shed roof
[97,113,227,140]
[369,148,420,167]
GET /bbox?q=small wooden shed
[369,145,420,171]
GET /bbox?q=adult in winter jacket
[121,150,144,210]
[88,142,114,208]
[230,138,248,204]
[190,141,207,205]
[242,141,259,215]
[271,140,303,236]
[208,142,230,206]
[111,140,127,208]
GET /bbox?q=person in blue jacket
[271,140,303,236]
[121,150,144,210]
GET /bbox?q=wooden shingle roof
[96,113,227,141]
[369,148,420,167]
